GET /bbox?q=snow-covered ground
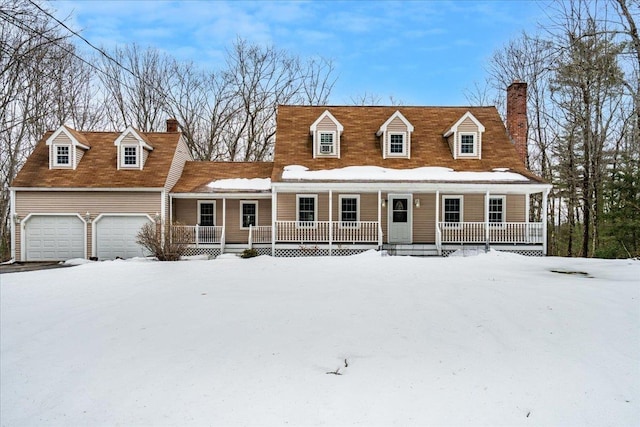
[1,251,638,426]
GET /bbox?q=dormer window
[377,111,413,159]
[460,133,477,156]
[443,111,484,160]
[123,146,138,166]
[55,145,70,166]
[389,133,406,156]
[114,127,153,170]
[310,110,343,158]
[319,132,335,154]
[46,126,90,170]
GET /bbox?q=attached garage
[24,215,85,261]
[94,215,152,260]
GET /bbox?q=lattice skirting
[253,247,272,256]
[183,247,221,258]
[441,248,544,257]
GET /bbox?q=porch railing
[248,225,272,247]
[172,225,224,245]
[437,222,544,244]
[275,221,380,243]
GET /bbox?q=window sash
[123,146,138,165]
[444,198,461,223]
[340,197,358,224]
[488,197,504,223]
[298,196,316,223]
[460,134,475,154]
[241,202,257,228]
[199,202,215,226]
[55,146,70,165]
[319,132,334,154]
[389,133,405,154]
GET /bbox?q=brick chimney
[166,118,179,132]
[506,81,528,166]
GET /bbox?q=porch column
[328,190,333,256]
[542,188,549,255]
[222,198,226,254]
[377,190,382,247]
[271,189,277,256]
[485,190,490,247]
[435,190,440,255]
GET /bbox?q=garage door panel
[96,216,151,260]
[25,216,84,261]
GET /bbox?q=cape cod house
[10,82,551,261]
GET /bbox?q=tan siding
[458,117,479,133]
[164,137,192,221]
[121,134,139,145]
[506,194,526,222]
[15,191,160,261]
[174,198,197,225]
[142,149,149,167]
[447,134,455,156]
[54,133,73,144]
[276,193,297,221]
[317,116,338,131]
[387,117,408,132]
[464,194,485,221]
[225,200,245,242]
[75,147,85,167]
[413,193,436,243]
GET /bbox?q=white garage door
[25,215,84,261]
[95,216,151,260]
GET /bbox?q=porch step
[383,244,439,257]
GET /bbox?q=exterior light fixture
[154,212,161,222]
[84,212,92,223]
[381,199,386,207]
[414,199,420,208]
[13,213,20,224]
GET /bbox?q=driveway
[0,262,74,275]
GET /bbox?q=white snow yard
[1,251,638,426]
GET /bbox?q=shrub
[240,248,259,258]
[136,222,189,261]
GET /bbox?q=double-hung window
[488,196,505,225]
[241,201,258,229]
[123,146,138,166]
[443,196,463,227]
[319,132,335,155]
[339,195,359,228]
[55,145,70,166]
[198,201,215,226]
[389,133,406,155]
[460,133,476,156]
[297,195,317,227]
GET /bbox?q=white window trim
[121,144,139,168]
[442,195,464,229]
[317,131,336,155]
[338,194,360,228]
[458,132,478,157]
[296,194,318,228]
[240,200,258,229]
[387,132,408,157]
[488,195,506,227]
[197,200,216,226]
[53,144,72,167]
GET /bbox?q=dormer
[45,125,90,170]
[377,111,414,159]
[443,111,485,160]
[310,110,343,158]
[114,127,154,170]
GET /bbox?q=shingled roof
[12,130,182,188]
[171,162,274,193]
[273,105,544,183]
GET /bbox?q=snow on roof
[206,178,271,191]
[281,165,529,182]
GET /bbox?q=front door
[388,194,412,243]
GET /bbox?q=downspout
[222,198,226,254]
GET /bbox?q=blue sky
[53,0,546,105]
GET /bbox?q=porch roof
[171,161,274,193]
